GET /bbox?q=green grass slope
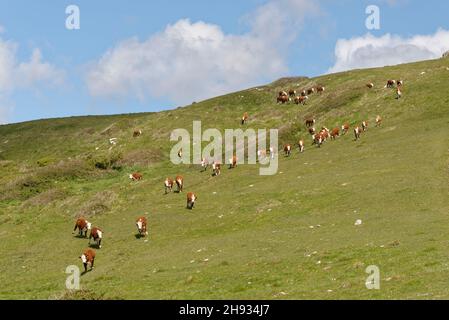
[0,58,449,299]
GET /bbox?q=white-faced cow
[164,178,174,194]
[366,83,374,89]
[284,144,292,157]
[133,130,142,137]
[316,86,325,93]
[385,80,395,88]
[136,216,148,237]
[354,126,362,141]
[362,121,368,132]
[89,227,103,249]
[295,96,308,105]
[330,127,340,140]
[341,123,350,135]
[73,217,92,237]
[298,140,305,153]
[376,115,382,127]
[212,162,221,176]
[80,249,96,273]
[129,173,143,181]
[186,192,197,210]
[229,155,237,169]
[277,95,289,104]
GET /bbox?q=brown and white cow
[201,157,210,172]
[362,121,368,132]
[175,175,184,192]
[136,216,148,237]
[129,172,143,181]
[298,140,305,153]
[341,123,350,135]
[186,192,197,210]
[80,249,96,273]
[133,130,142,137]
[397,80,403,87]
[305,119,316,127]
[385,80,395,88]
[313,133,323,148]
[319,129,330,142]
[164,178,174,194]
[212,162,221,176]
[309,127,316,135]
[277,95,289,104]
[279,91,288,97]
[241,112,248,125]
[307,88,315,95]
[366,83,374,89]
[330,127,340,140]
[73,217,92,237]
[229,155,237,169]
[316,86,325,93]
[89,227,103,249]
[288,89,296,97]
[376,115,382,127]
[354,126,362,141]
[284,144,292,156]
[300,89,307,97]
[294,96,308,105]
[396,87,402,99]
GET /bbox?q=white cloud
[328,29,449,74]
[86,0,319,105]
[0,37,65,124]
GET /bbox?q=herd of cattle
[72,78,402,273]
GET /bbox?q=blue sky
[0,0,448,124]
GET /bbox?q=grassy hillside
[0,58,448,299]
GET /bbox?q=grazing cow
[298,140,305,153]
[313,133,323,148]
[385,80,395,88]
[133,130,142,137]
[330,127,340,140]
[175,175,184,192]
[376,115,382,127]
[305,119,316,127]
[186,192,197,210]
[396,87,402,99]
[294,96,308,105]
[201,157,210,172]
[316,86,325,93]
[80,249,96,273]
[319,129,330,141]
[288,89,296,97]
[241,112,248,125]
[136,216,148,237]
[73,218,92,237]
[229,155,237,169]
[366,83,374,89]
[277,95,289,104]
[341,123,350,135]
[301,89,307,97]
[309,127,316,135]
[362,121,368,132]
[307,88,315,95]
[284,144,292,156]
[397,80,403,87]
[354,126,362,141]
[89,227,103,249]
[212,162,221,176]
[164,178,174,194]
[129,173,143,181]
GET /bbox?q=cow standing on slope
[186,192,197,210]
[376,115,382,127]
[298,140,305,153]
[284,144,292,156]
[136,216,148,237]
[129,173,143,181]
[80,249,96,273]
[164,178,174,194]
[241,112,248,125]
[212,162,221,176]
[354,126,362,141]
[89,227,103,249]
[175,175,184,192]
[229,155,237,169]
[73,218,92,238]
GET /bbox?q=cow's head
[129,174,134,179]
[136,221,143,232]
[87,222,92,230]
